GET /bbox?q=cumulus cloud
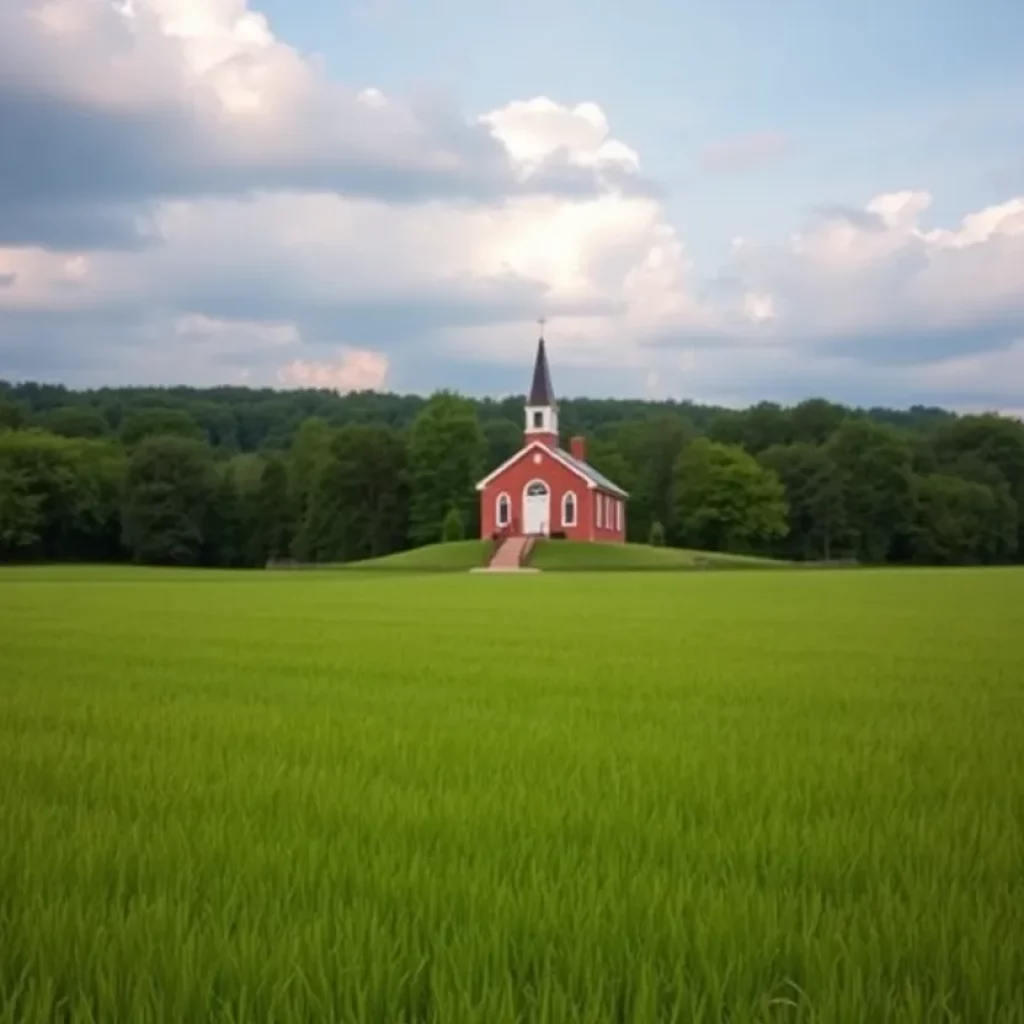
[1,0,1023,415]
[0,0,649,226]
[718,190,1024,363]
[278,349,389,392]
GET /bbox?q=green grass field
[333,538,788,572]
[1,566,1023,1022]
[334,539,492,571]
[529,539,787,570]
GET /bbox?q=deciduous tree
[408,392,484,547]
[674,438,789,552]
[121,436,219,565]
[826,418,915,563]
[759,443,848,560]
[301,425,408,562]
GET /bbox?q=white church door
[523,480,550,535]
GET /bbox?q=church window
[532,410,543,429]
[562,491,577,527]
[496,492,511,527]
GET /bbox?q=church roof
[475,440,629,497]
[554,447,628,497]
[527,337,556,406]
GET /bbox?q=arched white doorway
[523,480,550,535]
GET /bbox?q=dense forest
[1,378,1022,568]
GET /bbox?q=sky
[1,0,1023,414]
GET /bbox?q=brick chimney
[570,435,586,462]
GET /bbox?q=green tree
[408,392,485,547]
[39,405,109,439]
[58,436,125,560]
[931,413,1024,555]
[759,443,848,560]
[708,401,791,454]
[614,413,693,543]
[910,474,1018,565]
[249,456,292,563]
[301,425,408,563]
[0,462,44,554]
[442,506,464,542]
[287,417,335,558]
[826,418,915,563]
[203,463,248,567]
[674,438,789,552]
[0,429,123,561]
[120,408,205,447]
[482,419,522,471]
[0,399,28,431]
[121,436,219,565]
[788,398,847,445]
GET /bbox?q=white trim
[596,493,603,529]
[475,441,593,492]
[615,498,623,532]
[525,403,559,441]
[561,490,577,527]
[496,491,511,528]
[475,441,629,497]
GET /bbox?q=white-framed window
[496,492,511,527]
[616,499,622,531]
[596,493,603,529]
[562,491,577,527]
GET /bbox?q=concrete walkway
[469,536,540,573]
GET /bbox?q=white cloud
[1,0,1024,416]
[1,0,645,214]
[727,189,1024,345]
[277,349,389,392]
[481,98,641,177]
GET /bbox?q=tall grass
[1,567,1022,1022]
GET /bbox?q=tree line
[1,379,1022,567]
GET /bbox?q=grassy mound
[339,539,492,571]
[528,539,787,571]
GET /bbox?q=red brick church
[476,334,628,542]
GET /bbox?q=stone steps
[471,535,540,573]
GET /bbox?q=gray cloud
[826,311,1024,366]
[0,308,150,381]
[0,5,653,247]
[0,83,508,208]
[2,2,1022,415]
[0,271,620,386]
[0,197,162,251]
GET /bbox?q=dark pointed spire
[528,334,556,407]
